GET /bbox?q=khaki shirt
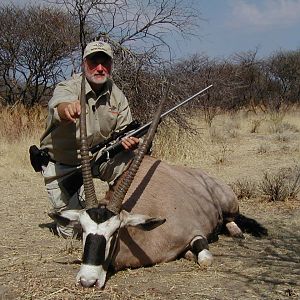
[40,74,132,166]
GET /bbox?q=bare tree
[230,49,267,112]
[48,0,200,59]
[167,54,240,127]
[265,49,300,110]
[0,5,79,106]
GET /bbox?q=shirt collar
[84,77,113,100]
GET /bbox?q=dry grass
[0,104,299,299]
[1,103,299,189]
[0,103,299,196]
[231,178,257,200]
[259,166,300,202]
[0,105,46,181]
[0,104,46,140]
[153,108,300,183]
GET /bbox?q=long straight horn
[80,70,98,208]
[107,84,170,214]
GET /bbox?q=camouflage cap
[83,41,113,59]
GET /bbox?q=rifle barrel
[90,84,213,155]
[131,84,213,134]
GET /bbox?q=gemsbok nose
[79,277,97,288]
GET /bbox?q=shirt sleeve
[48,76,80,122]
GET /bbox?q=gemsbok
[49,77,267,288]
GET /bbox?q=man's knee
[43,164,85,210]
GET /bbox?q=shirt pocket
[97,105,118,137]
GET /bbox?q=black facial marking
[191,237,209,254]
[86,207,116,224]
[83,234,106,266]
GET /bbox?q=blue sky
[4,0,300,59]
[180,0,300,59]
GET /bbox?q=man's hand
[57,101,81,123]
[121,136,140,151]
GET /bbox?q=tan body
[111,156,239,270]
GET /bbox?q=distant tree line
[0,2,299,124]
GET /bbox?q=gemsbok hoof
[197,249,213,268]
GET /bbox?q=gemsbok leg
[184,235,213,267]
[225,221,244,238]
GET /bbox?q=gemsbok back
[50,78,267,288]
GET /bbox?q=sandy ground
[0,111,300,299]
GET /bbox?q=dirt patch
[0,170,299,300]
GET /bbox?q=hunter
[40,41,139,238]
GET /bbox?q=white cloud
[228,0,300,30]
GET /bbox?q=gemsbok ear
[120,211,166,231]
[48,209,82,226]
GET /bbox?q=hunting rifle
[90,84,213,163]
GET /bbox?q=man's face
[84,52,112,87]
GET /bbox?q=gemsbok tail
[235,214,268,237]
